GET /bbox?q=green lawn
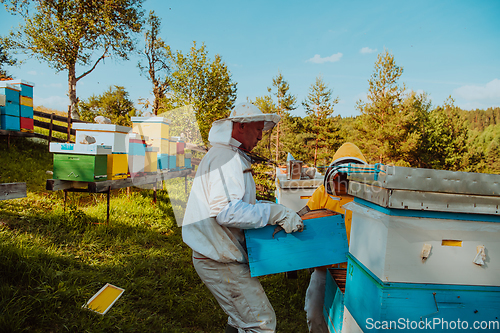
[0,136,309,332]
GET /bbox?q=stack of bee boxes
[131,116,170,171]
[127,132,147,176]
[49,143,112,182]
[0,80,35,132]
[323,165,500,333]
[0,82,21,131]
[11,80,34,132]
[72,123,131,180]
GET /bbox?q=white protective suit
[182,116,296,332]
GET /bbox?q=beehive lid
[131,116,170,124]
[348,164,500,197]
[4,79,35,87]
[0,82,21,90]
[72,123,131,133]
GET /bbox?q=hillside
[0,136,309,332]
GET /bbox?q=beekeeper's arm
[210,156,302,232]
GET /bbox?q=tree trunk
[275,122,280,163]
[68,65,80,120]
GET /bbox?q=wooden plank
[0,182,27,200]
[46,179,88,191]
[33,110,86,123]
[34,119,76,135]
[46,168,192,193]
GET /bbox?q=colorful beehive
[244,210,348,277]
[20,117,34,132]
[127,133,147,175]
[72,123,131,153]
[157,154,169,170]
[344,254,500,333]
[332,164,500,332]
[50,143,111,182]
[323,268,363,333]
[346,165,500,286]
[275,166,324,211]
[7,79,34,98]
[185,150,192,169]
[107,153,128,180]
[145,147,158,173]
[131,116,170,139]
[0,82,20,131]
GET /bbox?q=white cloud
[360,47,377,54]
[27,70,37,75]
[307,52,343,64]
[42,83,63,88]
[34,95,68,111]
[453,79,500,102]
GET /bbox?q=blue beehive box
[168,154,177,170]
[0,101,20,117]
[20,104,33,118]
[6,80,34,98]
[0,82,20,103]
[344,253,500,332]
[157,154,169,170]
[0,114,20,131]
[244,210,348,277]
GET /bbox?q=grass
[0,136,310,332]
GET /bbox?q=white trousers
[193,251,276,333]
[304,268,329,333]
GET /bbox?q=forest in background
[1,2,498,175]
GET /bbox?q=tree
[78,85,137,126]
[355,50,429,166]
[138,10,169,115]
[424,98,483,172]
[160,42,237,144]
[267,72,297,163]
[3,0,144,118]
[0,39,16,79]
[302,76,340,166]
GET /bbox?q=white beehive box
[49,142,112,155]
[345,200,500,286]
[275,166,323,211]
[72,123,131,153]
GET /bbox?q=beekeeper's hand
[267,203,304,233]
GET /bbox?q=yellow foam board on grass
[83,283,124,315]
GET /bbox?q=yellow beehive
[20,96,33,107]
[107,154,128,180]
[147,137,169,154]
[168,140,177,156]
[145,147,158,173]
[131,117,169,139]
[176,153,185,167]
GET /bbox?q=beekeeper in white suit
[182,103,304,333]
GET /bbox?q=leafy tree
[355,50,429,166]
[424,98,483,172]
[0,39,16,79]
[79,85,137,126]
[138,10,169,115]
[267,72,297,163]
[3,0,144,119]
[160,42,237,144]
[302,76,340,166]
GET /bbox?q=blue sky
[1,0,499,118]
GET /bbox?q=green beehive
[53,154,108,182]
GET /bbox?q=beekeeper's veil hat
[208,103,280,145]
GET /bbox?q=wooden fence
[33,110,87,143]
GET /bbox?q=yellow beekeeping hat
[330,142,367,166]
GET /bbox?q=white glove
[267,203,304,233]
